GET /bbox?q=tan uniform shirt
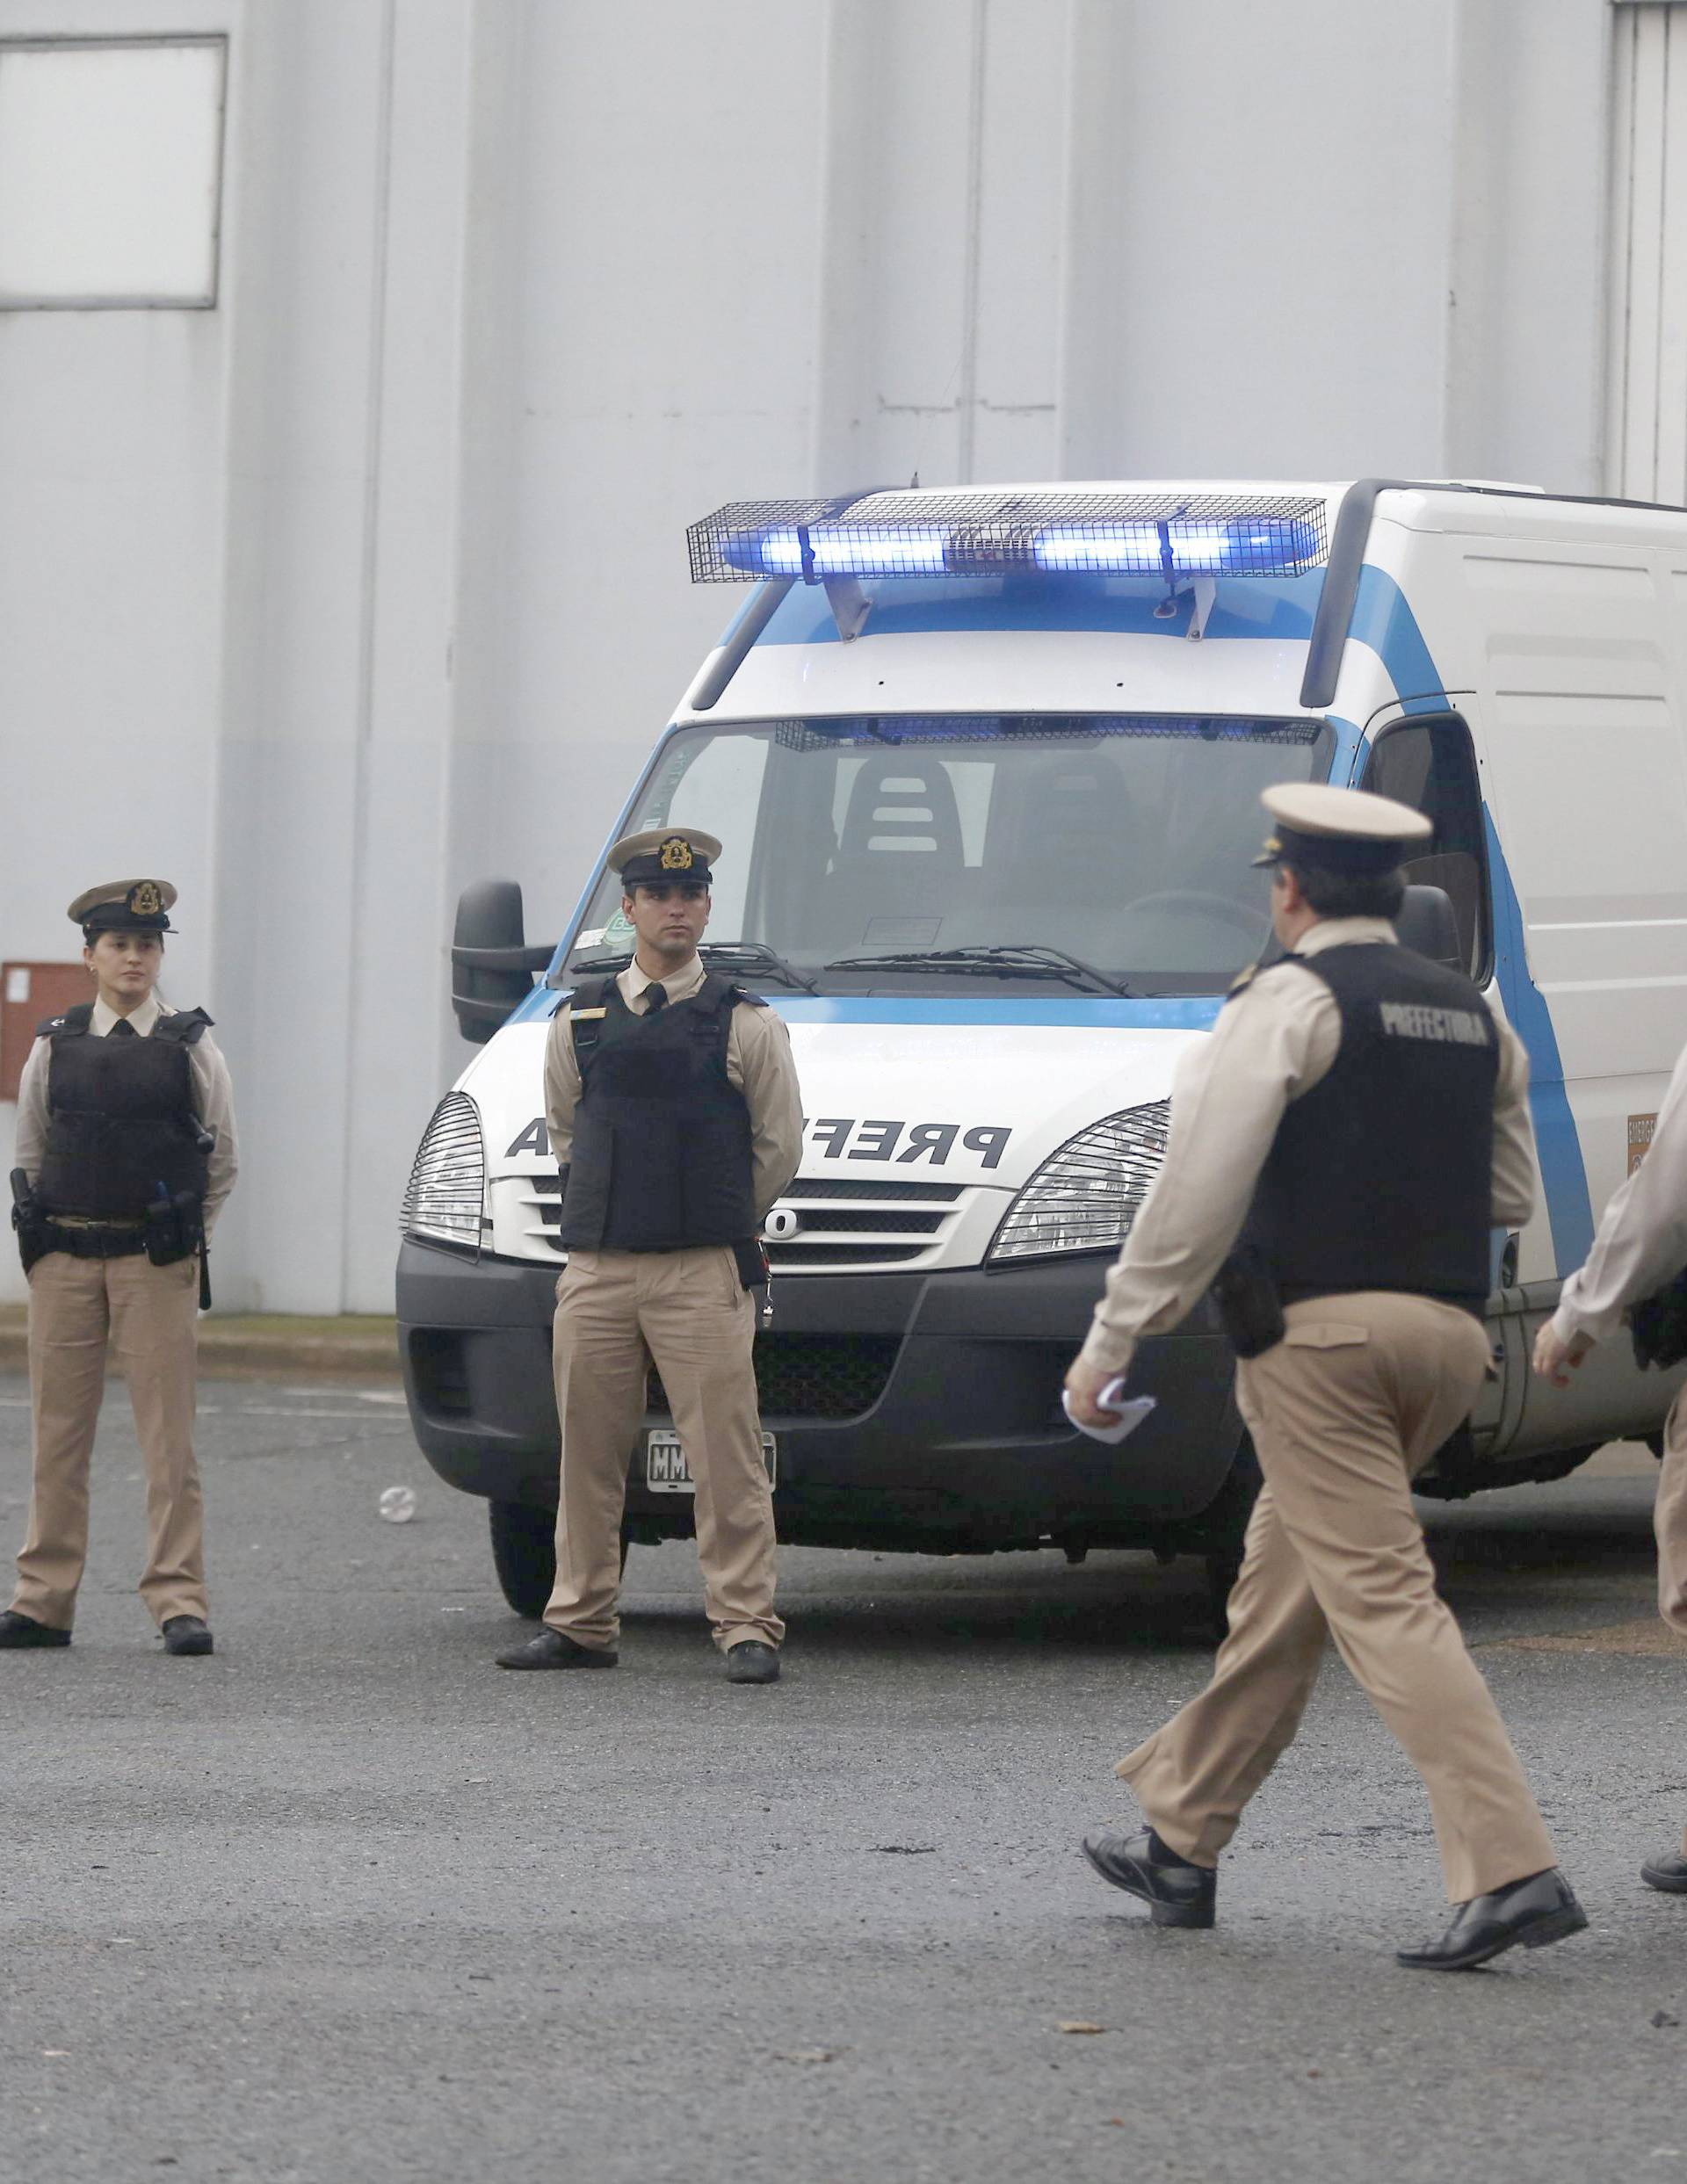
[14,994,240,1235]
[1552,1034,1687,1346]
[543,952,803,1220]
[1078,917,1538,1378]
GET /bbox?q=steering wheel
[1119,890,1271,940]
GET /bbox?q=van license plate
[644,1431,776,1493]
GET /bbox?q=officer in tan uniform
[1066,785,1586,1971]
[2,880,237,1657]
[497,827,803,1683]
[1534,1045,1687,1897]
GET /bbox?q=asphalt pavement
[0,1373,1683,2184]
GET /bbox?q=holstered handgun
[1631,1265,1687,1371]
[10,1169,47,1276]
[733,1236,774,1327]
[1210,1244,1286,1360]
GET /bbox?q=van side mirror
[451,879,556,1045]
[1394,884,1462,973]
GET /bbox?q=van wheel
[1200,1436,1261,1643]
[488,1501,632,1617]
[489,1501,556,1620]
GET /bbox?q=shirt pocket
[1281,1322,1370,1349]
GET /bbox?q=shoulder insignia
[569,1007,608,1022]
[38,1002,93,1038]
[728,983,768,1009]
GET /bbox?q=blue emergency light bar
[688,490,1329,584]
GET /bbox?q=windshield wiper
[697,942,818,993]
[822,944,1133,996]
[563,941,817,994]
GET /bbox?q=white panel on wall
[0,37,226,307]
[1607,3,1687,498]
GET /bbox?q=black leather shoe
[1641,1849,1687,1894]
[0,1609,70,1650]
[496,1629,617,1671]
[1396,1868,1587,1970]
[1080,1829,1217,1928]
[162,1616,214,1657]
[725,1640,780,1684]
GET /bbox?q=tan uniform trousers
[544,1245,782,1653]
[1116,1291,1559,1905]
[1656,1390,1687,1855]
[11,1248,207,1631]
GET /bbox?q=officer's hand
[1532,1322,1592,1386]
[1064,1356,1117,1429]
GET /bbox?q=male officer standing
[2,880,237,1656]
[1533,1048,1687,1898]
[497,827,803,1683]
[1066,785,1586,1971]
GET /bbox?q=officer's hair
[1286,863,1407,922]
[83,928,164,947]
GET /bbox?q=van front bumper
[396,1239,1243,1552]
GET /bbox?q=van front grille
[509,1170,971,1271]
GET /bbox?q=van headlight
[987,1101,1171,1263]
[401,1091,486,1250]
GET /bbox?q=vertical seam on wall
[1655,8,1671,499]
[340,0,398,1310]
[953,0,988,484]
[1611,7,1634,494]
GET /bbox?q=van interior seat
[1401,850,1479,970]
[1394,882,1463,972]
[814,754,971,951]
[981,749,1140,953]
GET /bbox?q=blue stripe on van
[763,994,1226,1030]
[1352,565,1594,1275]
[508,990,1225,1031]
[750,569,1325,646]
[1347,566,1449,714]
[1482,811,1595,1272]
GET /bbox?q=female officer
[2,879,237,1656]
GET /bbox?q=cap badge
[127,881,163,915]
[659,836,694,871]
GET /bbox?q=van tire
[489,1499,633,1618]
[1200,1435,1261,1642]
[489,1500,556,1619]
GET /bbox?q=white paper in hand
[1063,1377,1157,1446]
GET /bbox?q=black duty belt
[40,1219,149,1261]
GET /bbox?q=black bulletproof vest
[558,973,758,1252]
[36,1004,214,1221]
[1240,944,1499,1312]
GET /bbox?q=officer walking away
[1533,1039,1687,1898]
[1066,785,1586,1971]
[2,881,238,1658]
[497,828,803,1684]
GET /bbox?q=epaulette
[36,1002,93,1038]
[154,1007,214,1045]
[1221,954,1317,1009]
[567,976,615,1051]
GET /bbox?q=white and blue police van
[398,478,1687,1619]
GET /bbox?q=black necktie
[108,1018,138,1038]
[644,982,668,1014]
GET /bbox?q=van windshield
[569,714,1336,996]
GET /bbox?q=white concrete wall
[0,0,1628,1310]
